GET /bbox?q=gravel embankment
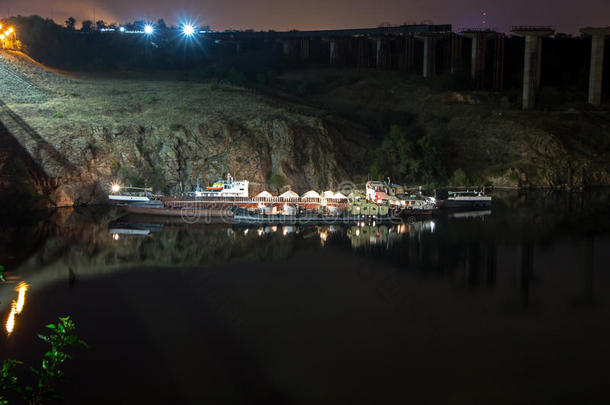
[0,51,77,105]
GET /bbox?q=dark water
[1,190,610,404]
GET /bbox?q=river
[1,190,609,404]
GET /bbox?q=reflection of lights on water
[257,228,264,236]
[319,231,328,245]
[356,229,360,236]
[5,282,29,335]
[15,282,28,314]
[430,221,436,233]
[6,306,15,334]
[112,233,120,241]
[271,226,277,233]
[243,229,249,235]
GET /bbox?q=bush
[267,173,285,192]
[369,124,445,184]
[143,95,157,105]
[449,168,469,186]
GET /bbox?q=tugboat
[444,190,492,209]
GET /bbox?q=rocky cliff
[0,51,369,207]
[1,52,610,210]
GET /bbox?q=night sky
[2,0,609,34]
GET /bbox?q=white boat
[187,174,249,198]
[444,190,492,209]
[108,186,162,207]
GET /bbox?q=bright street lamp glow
[119,26,126,32]
[144,25,154,35]
[111,184,121,193]
[182,24,195,36]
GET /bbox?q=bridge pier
[282,39,298,58]
[375,38,392,69]
[450,34,463,73]
[580,27,610,107]
[512,27,554,110]
[462,30,495,89]
[357,38,372,68]
[299,39,310,60]
[404,35,416,72]
[329,38,340,65]
[420,36,437,78]
[492,36,505,91]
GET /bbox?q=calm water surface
[1,190,609,404]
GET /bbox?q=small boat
[444,190,492,209]
[108,186,163,207]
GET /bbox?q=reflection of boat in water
[108,221,164,237]
[233,207,402,225]
[346,220,436,249]
[448,210,492,219]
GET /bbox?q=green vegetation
[51,112,64,119]
[0,265,5,282]
[142,95,158,105]
[0,317,87,405]
[267,173,286,192]
[369,124,445,186]
[449,169,469,187]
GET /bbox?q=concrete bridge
[195,24,609,110]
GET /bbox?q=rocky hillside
[1,52,610,210]
[0,51,370,208]
[279,69,610,189]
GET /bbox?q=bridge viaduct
[202,24,609,110]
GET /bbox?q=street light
[144,24,154,35]
[119,26,126,33]
[182,24,195,37]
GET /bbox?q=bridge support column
[282,39,297,58]
[512,27,554,110]
[299,39,310,60]
[580,27,610,107]
[356,38,371,68]
[376,38,392,69]
[329,39,337,65]
[492,36,505,91]
[462,31,496,89]
[329,38,348,66]
[405,35,415,72]
[450,34,462,73]
[422,36,437,78]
